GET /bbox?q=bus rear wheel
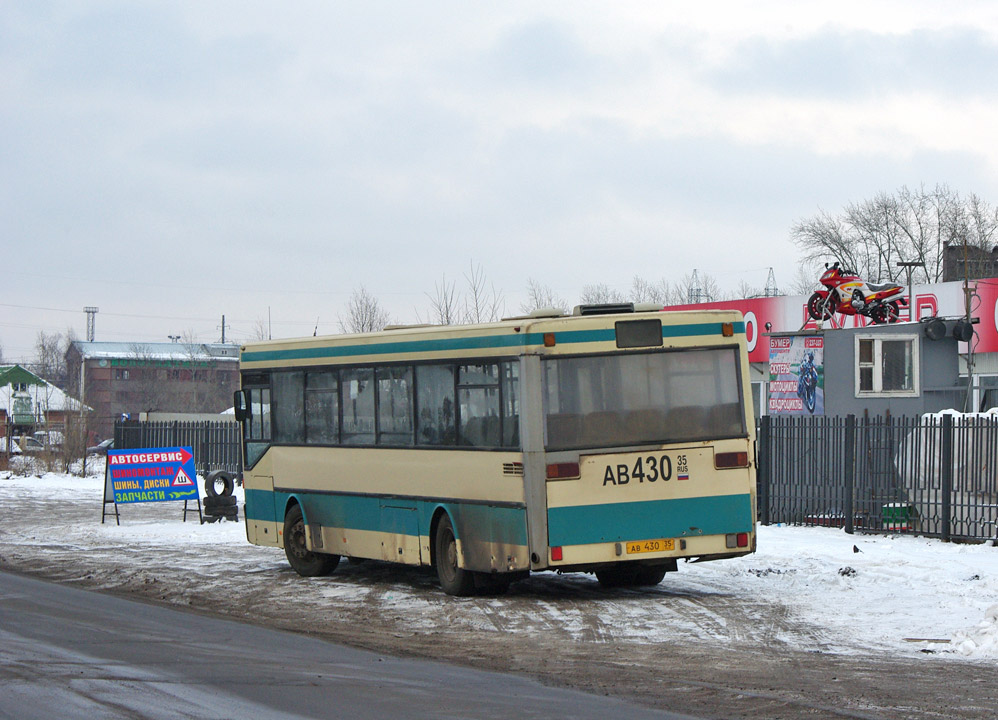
[596,563,669,588]
[634,565,668,586]
[283,504,339,577]
[595,565,638,588]
[434,515,475,596]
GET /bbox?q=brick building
[942,240,998,282]
[66,341,240,440]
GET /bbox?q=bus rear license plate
[626,539,674,554]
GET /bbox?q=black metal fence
[114,420,241,476]
[758,414,998,542]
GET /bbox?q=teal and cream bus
[234,304,756,595]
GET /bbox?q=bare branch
[339,287,392,333]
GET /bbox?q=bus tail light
[551,546,563,561]
[725,533,750,548]
[715,451,749,469]
[546,462,580,479]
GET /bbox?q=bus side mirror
[233,390,250,422]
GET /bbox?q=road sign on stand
[102,447,201,524]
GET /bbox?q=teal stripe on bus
[245,488,529,546]
[240,322,745,364]
[242,333,546,364]
[547,493,753,546]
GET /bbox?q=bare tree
[421,275,461,325]
[252,317,270,340]
[734,280,760,299]
[32,329,76,388]
[792,185,998,283]
[463,262,505,323]
[787,264,822,296]
[418,263,506,325]
[579,283,627,305]
[521,278,568,314]
[630,276,675,306]
[339,286,391,333]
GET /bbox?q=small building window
[855,336,918,397]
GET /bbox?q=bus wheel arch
[282,500,339,578]
[431,510,475,596]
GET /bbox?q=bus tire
[283,504,339,577]
[595,565,639,588]
[434,514,475,596]
[205,470,235,498]
[634,565,668,586]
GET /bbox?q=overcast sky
[3,1,998,363]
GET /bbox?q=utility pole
[220,315,226,344]
[84,306,99,342]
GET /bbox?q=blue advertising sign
[106,447,198,504]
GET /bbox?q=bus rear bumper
[538,531,755,571]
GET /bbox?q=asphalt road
[0,571,698,720]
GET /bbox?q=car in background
[15,436,45,454]
[86,438,114,455]
[34,430,65,450]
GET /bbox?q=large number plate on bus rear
[626,538,675,554]
[596,449,698,486]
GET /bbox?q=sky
[3,1,998,363]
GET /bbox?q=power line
[0,302,222,323]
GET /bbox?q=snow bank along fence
[114,419,241,477]
[758,413,998,542]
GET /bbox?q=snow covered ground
[1,468,996,664]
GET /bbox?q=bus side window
[377,366,414,446]
[273,371,305,443]
[458,364,500,448]
[341,369,375,445]
[416,364,456,446]
[305,370,338,444]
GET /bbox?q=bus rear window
[542,348,745,450]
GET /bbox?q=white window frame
[854,334,920,398]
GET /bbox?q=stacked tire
[203,470,238,523]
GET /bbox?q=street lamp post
[896,261,925,321]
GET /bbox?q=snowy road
[1,469,997,719]
[0,571,692,720]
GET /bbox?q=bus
[234,304,757,595]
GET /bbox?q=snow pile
[954,605,998,658]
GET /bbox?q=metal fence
[758,414,998,542]
[114,420,241,476]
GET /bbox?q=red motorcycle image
[806,262,907,324]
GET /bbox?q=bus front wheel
[283,504,339,577]
[434,515,475,596]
